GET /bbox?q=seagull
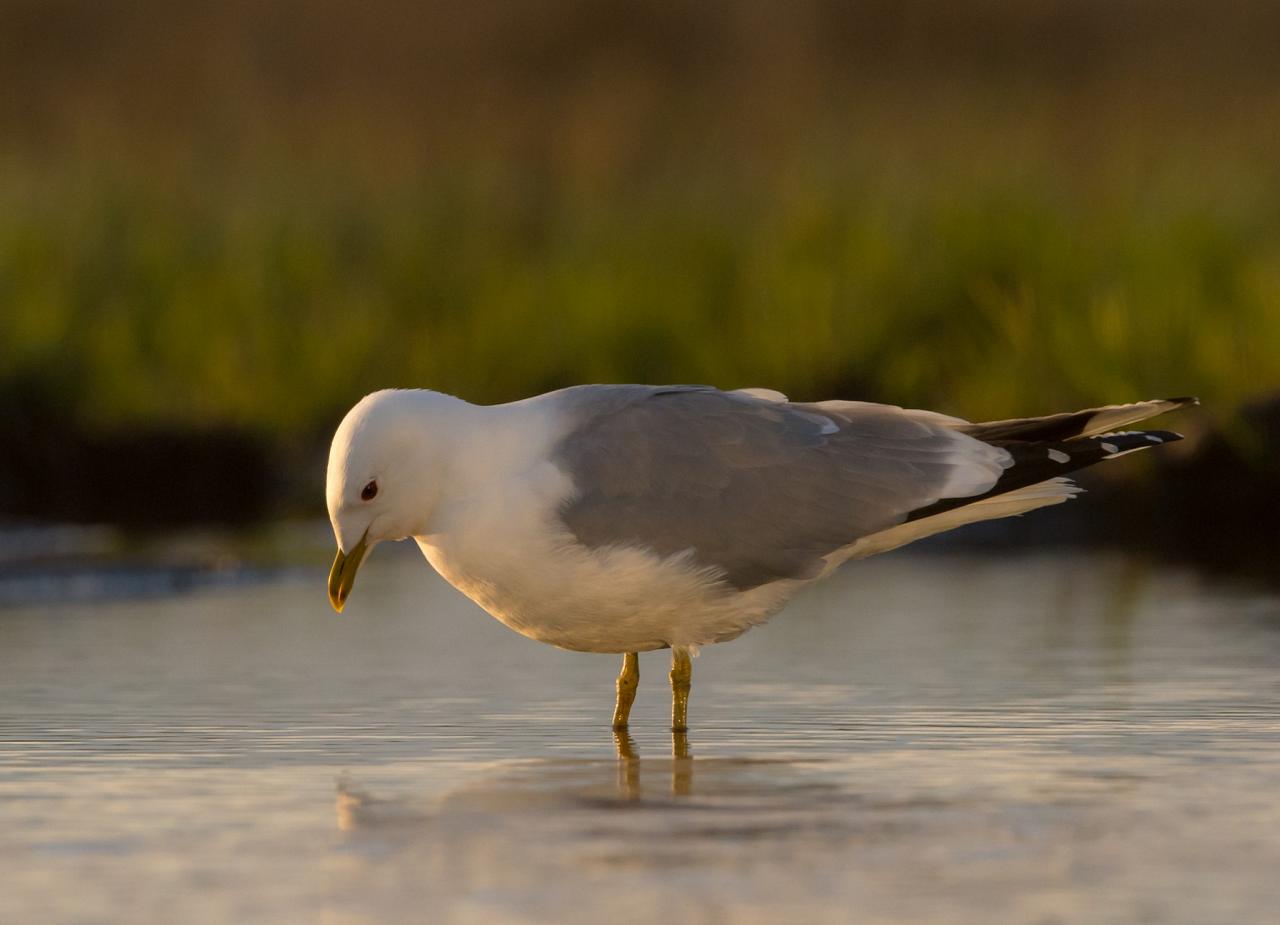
[326,385,1194,731]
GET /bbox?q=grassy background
[2,1,1278,487]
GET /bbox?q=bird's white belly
[414,470,798,653]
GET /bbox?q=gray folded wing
[550,386,1010,589]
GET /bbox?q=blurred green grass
[4,155,1277,438]
[2,0,1279,448]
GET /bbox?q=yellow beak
[327,533,369,612]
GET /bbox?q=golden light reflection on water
[3,552,1280,924]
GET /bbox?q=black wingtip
[1095,429,1184,454]
[1165,396,1200,407]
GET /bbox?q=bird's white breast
[414,456,797,653]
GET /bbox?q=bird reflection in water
[335,731,698,832]
[612,730,692,798]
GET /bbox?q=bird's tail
[845,397,1197,560]
[959,397,1198,444]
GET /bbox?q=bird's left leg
[670,647,692,732]
[611,652,639,730]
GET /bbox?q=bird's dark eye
[361,480,378,501]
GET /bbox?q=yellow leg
[670,647,692,732]
[612,652,639,730]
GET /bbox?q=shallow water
[3,547,1279,924]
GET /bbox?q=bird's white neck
[432,396,568,505]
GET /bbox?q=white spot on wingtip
[1101,442,1119,453]
[1047,449,1070,464]
[1146,434,1163,443]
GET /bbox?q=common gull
[326,385,1194,731]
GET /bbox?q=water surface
[3,548,1278,923]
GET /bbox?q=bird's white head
[325,389,465,612]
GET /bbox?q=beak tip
[328,535,368,615]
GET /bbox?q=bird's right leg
[611,652,639,730]
[670,647,692,732]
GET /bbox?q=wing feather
[551,386,1008,589]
